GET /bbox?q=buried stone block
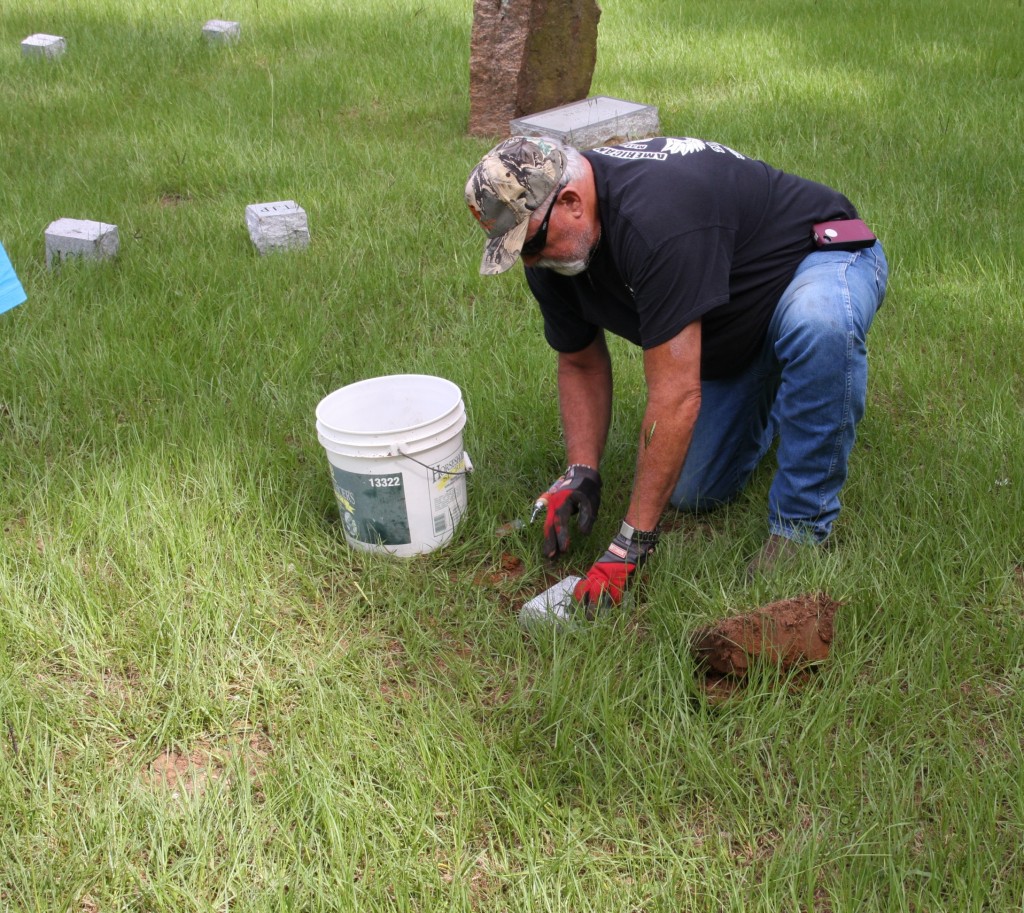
[45,219,119,268]
[245,201,310,255]
[202,20,241,43]
[21,34,67,58]
[510,96,661,150]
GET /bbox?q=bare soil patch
[158,192,191,207]
[473,552,527,587]
[141,728,271,798]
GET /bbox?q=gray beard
[535,228,601,277]
[537,257,589,276]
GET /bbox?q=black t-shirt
[525,137,859,378]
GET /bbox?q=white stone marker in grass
[202,20,241,43]
[21,34,67,58]
[509,96,661,151]
[245,201,310,255]
[44,219,119,268]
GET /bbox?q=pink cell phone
[812,218,876,251]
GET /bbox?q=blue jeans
[669,242,889,543]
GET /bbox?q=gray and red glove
[532,464,602,558]
[573,521,658,612]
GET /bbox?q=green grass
[1,0,1023,909]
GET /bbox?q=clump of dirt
[690,592,840,701]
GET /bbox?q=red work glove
[532,464,602,558]
[574,522,659,613]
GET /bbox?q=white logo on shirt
[664,137,746,159]
[592,146,666,161]
[595,138,747,162]
[663,137,708,156]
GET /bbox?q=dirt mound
[691,593,840,699]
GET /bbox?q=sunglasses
[520,184,565,258]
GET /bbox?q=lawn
[1,0,1022,910]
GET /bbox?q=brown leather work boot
[745,533,801,581]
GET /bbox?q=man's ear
[558,186,584,217]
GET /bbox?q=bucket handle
[398,449,474,476]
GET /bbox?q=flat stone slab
[202,20,241,42]
[510,95,660,150]
[21,34,66,58]
[45,219,119,268]
[245,201,309,255]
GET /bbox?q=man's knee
[669,474,742,513]
[782,301,853,350]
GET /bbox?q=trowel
[517,575,582,628]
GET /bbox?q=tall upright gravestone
[468,0,601,137]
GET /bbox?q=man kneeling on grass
[465,135,888,619]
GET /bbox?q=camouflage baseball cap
[465,136,566,275]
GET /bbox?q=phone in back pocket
[812,218,876,251]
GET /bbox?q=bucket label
[428,452,467,536]
[330,465,411,546]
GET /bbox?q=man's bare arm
[625,320,703,531]
[557,332,613,469]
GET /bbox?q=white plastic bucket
[316,375,471,557]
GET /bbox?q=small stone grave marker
[245,201,309,255]
[510,96,661,150]
[202,20,241,43]
[21,34,66,58]
[45,219,119,268]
